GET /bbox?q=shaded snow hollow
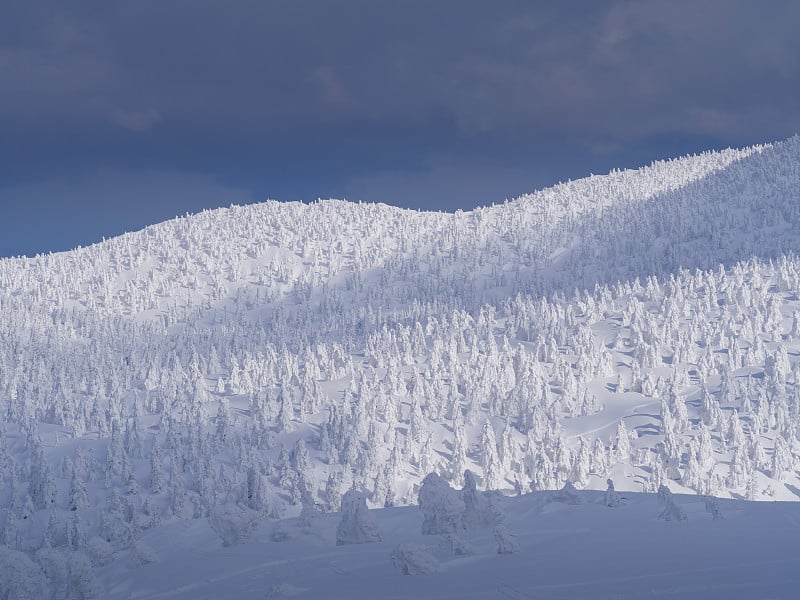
[101,489,800,600]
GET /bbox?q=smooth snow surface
[103,491,800,600]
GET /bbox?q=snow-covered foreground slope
[3,137,800,597]
[100,489,800,600]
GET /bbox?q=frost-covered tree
[614,421,632,463]
[461,470,501,530]
[418,473,465,535]
[771,434,792,480]
[572,436,591,486]
[479,420,502,490]
[657,485,687,522]
[450,411,468,487]
[0,546,49,600]
[604,479,621,508]
[336,489,381,545]
[69,468,90,512]
[2,508,19,550]
[28,443,56,510]
[209,508,259,547]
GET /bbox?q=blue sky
[1,1,799,256]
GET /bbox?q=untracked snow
[100,490,800,600]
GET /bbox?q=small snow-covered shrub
[209,508,260,547]
[418,473,465,535]
[270,522,292,543]
[704,497,723,520]
[494,525,519,554]
[658,498,687,522]
[265,582,305,598]
[444,533,474,557]
[391,543,439,575]
[657,489,687,522]
[336,490,381,545]
[87,536,114,566]
[550,481,581,504]
[133,541,158,566]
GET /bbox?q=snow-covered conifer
[614,420,632,463]
[335,489,381,545]
[0,546,49,600]
[771,434,792,480]
[2,508,19,550]
[450,411,468,487]
[418,473,465,535]
[461,470,500,530]
[573,436,591,486]
[479,420,502,490]
[28,443,56,510]
[604,478,621,507]
[657,485,687,521]
[499,419,515,472]
[69,469,90,511]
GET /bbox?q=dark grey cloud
[3,1,798,139]
[1,1,799,255]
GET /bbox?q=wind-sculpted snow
[2,137,800,597]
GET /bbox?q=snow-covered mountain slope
[0,138,782,324]
[2,137,800,597]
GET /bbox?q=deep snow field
[103,488,800,600]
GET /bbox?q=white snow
[100,490,800,599]
[2,136,800,597]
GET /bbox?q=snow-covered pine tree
[335,489,381,545]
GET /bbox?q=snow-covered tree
[461,470,501,530]
[479,420,503,490]
[604,479,621,508]
[418,473,465,535]
[336,489,381,545]
[391,543,439,575]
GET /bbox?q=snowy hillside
[2,136,800,597]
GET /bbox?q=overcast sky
[1,1,799,256]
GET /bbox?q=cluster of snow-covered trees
[1,137,800,595]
